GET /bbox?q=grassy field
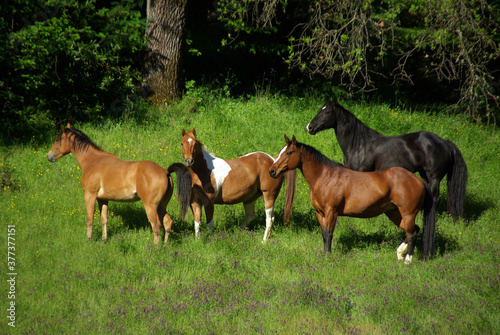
[1,92,499,334]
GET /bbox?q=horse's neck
[71,145,107,171]
[335,110,381,153]
[190,149,216,185]
[192,149,211,174]
[299,150,335,189]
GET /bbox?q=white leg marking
[240,202,256,229]
[262,206,275,243]
[194,221,201,240]
[404,254,413,264]
[397,242,408,261]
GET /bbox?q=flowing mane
[57,127,103,152]
[297,141,343,169]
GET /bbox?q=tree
[142,0,188,104]
[2,0,146,142]
[216,0,500,122]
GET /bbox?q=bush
[1,0,146,143]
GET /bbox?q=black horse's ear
[324,96,329,104]
[332,95,338,103]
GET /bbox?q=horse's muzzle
[184,158,194,167]
[47,154,56,163]
[305,123,317,135]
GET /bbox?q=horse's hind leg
[240,200,256,230]
[98,199,109,241]
[158,189,173,243]
[404,223,420,264]
[386,209,418,264]
[385,209,408,261]
[144,203,162,245]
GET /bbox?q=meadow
[1,92,499,334]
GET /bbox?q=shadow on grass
[463,194,495,221]
[287,208,461,258]
[109,204,194,243]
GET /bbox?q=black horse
[306,97,467,220]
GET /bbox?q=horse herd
[47,98,467,263]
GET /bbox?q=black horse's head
[306,96,339,135]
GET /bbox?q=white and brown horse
[181,129,296,241]
[47,124,192,244]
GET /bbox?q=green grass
[1,93,499,334]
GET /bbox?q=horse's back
[217,152,281,204]
[84,155,168,202]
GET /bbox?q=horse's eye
[286,151,293,156]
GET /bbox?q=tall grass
[1,92,499,334]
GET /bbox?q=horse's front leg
[191,201,203,240]
[84,192,97,240]
[98,199,109,241]
[316,209,337,252]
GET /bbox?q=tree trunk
[142,0,187,104]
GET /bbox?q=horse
[47,124,192,244]
[306,97,467,221]
[269,135,436,262]
[181,129,297,242]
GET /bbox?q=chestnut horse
[306,96,467,220]
[181,129,296,242]
[47,124,192,244]
[269,135,436,262]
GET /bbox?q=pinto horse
[306,97,467,220]
[181,129,296,242]
[47,124,192,244]
[269,135,436,262]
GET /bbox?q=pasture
[1,93,499,334]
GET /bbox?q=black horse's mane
[297,141,343,169]
[332,101,382,146]
[57,127,103,152]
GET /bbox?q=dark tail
[446,141,468,220]
[167,163,192,220]
[422,182,437,260]
[283,169,297,225]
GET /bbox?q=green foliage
[216,0,499,122]
[1,0,146,143]
[1,93,499,333]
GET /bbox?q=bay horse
[47,124,192,244]
[269,135,436,262]
[306,97,467,220]
[181,129,297,242]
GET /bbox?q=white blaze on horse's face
[182,136,197,166]
[275,145,288,162]
[270,145,289,178]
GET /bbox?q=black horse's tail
[422,182,437,260]
[283,169,297,224]
[446,141,468,220]
[167,163,192,220]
